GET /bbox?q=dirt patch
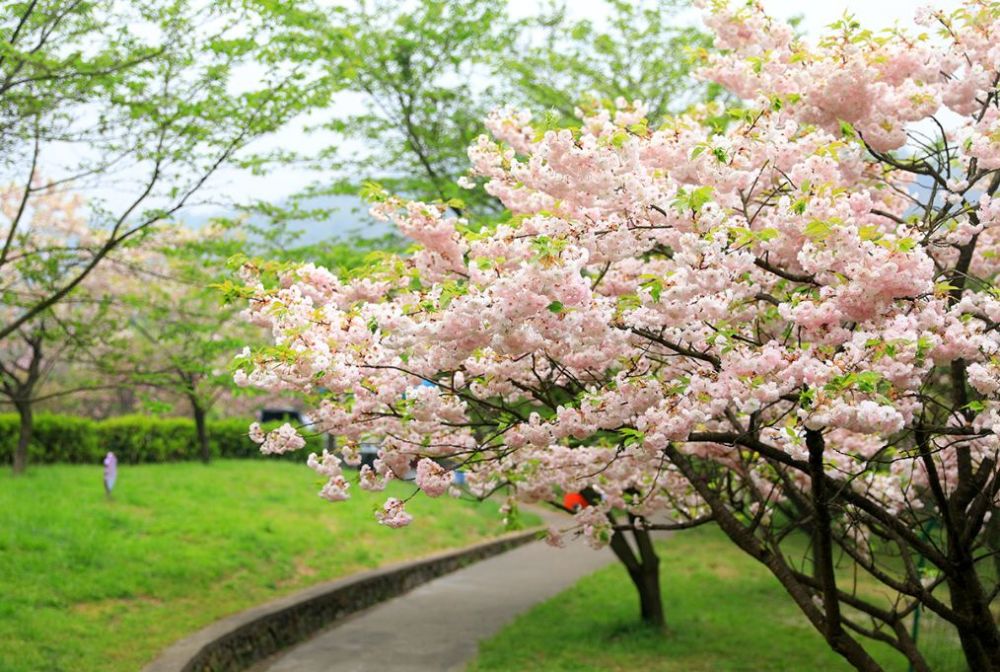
[705,561,740,580]
[276,555,318,588]
[72,595,163,618]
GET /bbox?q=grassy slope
[0,460,525,672]
[469,525,966,672]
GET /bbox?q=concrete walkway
[251,527,614,672]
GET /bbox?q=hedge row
[0,414,325,465]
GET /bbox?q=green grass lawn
[0,460,526,672]
[468,525,966,672]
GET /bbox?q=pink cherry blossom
[375,497,413,528]
[259,423,306,455]
[415,458,451,498]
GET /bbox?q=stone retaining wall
[142,528,540,672]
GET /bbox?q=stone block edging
[141,527,542,672]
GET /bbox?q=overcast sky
[759,0,961,34]
[162,0,969,234]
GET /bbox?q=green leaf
[689,185,714,212]
[757,228,779,242]
[803,219,833,241]
[859,225,881,241]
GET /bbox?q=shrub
[0,414,102,465]
[0,414,325,465]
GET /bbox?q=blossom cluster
[249,422,306,455]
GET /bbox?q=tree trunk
[947,568,1000,672]
[663,443,885,672]
[12,401,32,475]
[117,386,136,415]
[983,510,1000,598]
[608,525,666,629]
[629,555,665,628]
[192,402,210,464]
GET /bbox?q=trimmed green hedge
[0,414,324,465]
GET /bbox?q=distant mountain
[183,194,394,244]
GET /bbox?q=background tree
[507,0,718,125]
[111,224,256,463]
[0,0,335,344]
[0,0,347,472]
[0,185,128,473]
[253,0,711,226]
[247,0,510,223]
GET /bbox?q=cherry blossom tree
[0,184,129,474]
[237,2,1000,669]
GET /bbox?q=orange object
[563,491,589,511]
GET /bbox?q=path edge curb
[142,526,542,672]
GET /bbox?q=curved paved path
[250,523,613,672]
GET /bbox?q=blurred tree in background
[0,0,338,342]
[0,0,342,472]
[112,224,259,464]
[508,0,716,124]
[248,0,712,225]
